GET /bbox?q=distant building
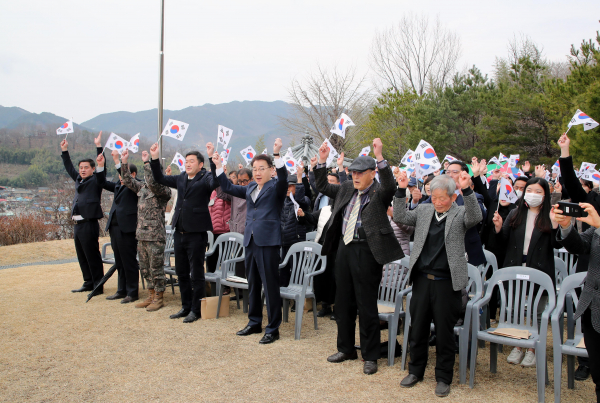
[288,133,352,168]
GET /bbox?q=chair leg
[536,348,545,403]
[388,319,398,367]
[401,314,411,371]
[567,355,575,389]
[170,275,175,294]
[312,298,318,330]
[469,334,479,389]
[283,299,289,323]
[234,288,241,309]
[555,352,563,402]
[140,273,146,290]
[490,343,497,373]
[294,297,303,340]
[459,330,469,385]
[216,285,223,319]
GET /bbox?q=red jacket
[209,189,231,234]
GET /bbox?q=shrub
[0,213,59,246]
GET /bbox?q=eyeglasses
[238,179,250,184]
[252,167,270,173]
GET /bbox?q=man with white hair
[393,172,482,398]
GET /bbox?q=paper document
[226,276,248,284]
[488,328,531,339]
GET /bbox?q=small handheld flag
[57,120,74,136]
[358,146,371,158]
[220,148,231,165]
[128,133,140,153]
[330,113,355,139]
[171,152,186,173]
[508,154,520,168]
[103,133,129,154]
[401,149,414,166]
[443,155,457,163]
[498,153,508,162]
[262,148,268,155]
[240,146,257,166]
[323,138,339,166]
[413,139,441,176]
[217,125,233,150]
[284,155,299,175]
[499,177,519,204]
[161,119,189,141]
[568,109,599,132]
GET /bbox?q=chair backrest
[213,232,244,275]
[163,229,175,266]
[553,272,586,340]
[282,241,326,291]
[306,231,317,242]
[207,231,215,252]
[487,266,556,332]
[570,261,578,276]
[378,256,411,305]
[482,249,498,282]
[554,248,577,275]
[466,264,484,299]
[409,242,414,254]
[554,256,569,292]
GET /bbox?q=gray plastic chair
[569,261,578,276]
[554,256,568,295]
[554,248,577,276]
[162,230,178,294]
[377,256,411,367]
[205,233,245,301]
[409,241,414,254]
[469,267,556,402]
[207,231,214,252]
[279,242,327,340]
[551,272,588,403]
[402,264,482,384]
[101,242,115,265]
[305,231,317,242]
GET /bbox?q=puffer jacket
[280,184,310,246]
[209,189,231,234]
[388,214,413,257]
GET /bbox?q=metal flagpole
[157,0,165,160]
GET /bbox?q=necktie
[343,191,363,245]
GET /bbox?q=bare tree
[280,65,372,154]
[370,14,462,95]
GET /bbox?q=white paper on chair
[576,338,586,349]
[488,327,531,339]
[377,304,395,314]
[226,276,248,284]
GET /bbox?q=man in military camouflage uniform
[120,149,172,311]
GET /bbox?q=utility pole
[157,0,165,159]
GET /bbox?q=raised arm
[149,142,178,189]
[558,133,587,203]
[392,170,418,227]
[210,149,248,199]
[273,138,288,201]
[120,149,143,194]
[60,139,79,182]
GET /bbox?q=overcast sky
[1,0,599,123]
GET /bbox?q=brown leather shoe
[146,291,164,312]
[363,361,378,375]
[135,290,155,308]
[327,351,358,363]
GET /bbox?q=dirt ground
[0,242,596,402]
[0,237,110,266]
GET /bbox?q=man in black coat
[60,137,106,293]
[99,147,141,303]
[316,138,404,375]
[557,132,600,380]
[149,142,218,323]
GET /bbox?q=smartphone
[557,201,588,218]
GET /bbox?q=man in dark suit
[149,142,218,323]
[315,138,404,375]
[309,154,347,211]
[210,138,288,344]
[60,136,106,294]
[99,147,141,303]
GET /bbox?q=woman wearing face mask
[492,177,561,368]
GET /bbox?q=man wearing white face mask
[492,177,561,367]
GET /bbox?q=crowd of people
[60,132,600,399]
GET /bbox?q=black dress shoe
[259,331,279,344]
[72,286,93,293]
[169,309,190,319]
[317,305,332,317]
[106,293,127,300]
[183,312,200,323]
[363,361,378,375]
[236,324,263,336]
[330,313,337,321]
[121,296,138,304]
[435,381,451,397]
[327,351,358,363]
[574,365,590,381]
[400,374,423,388]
